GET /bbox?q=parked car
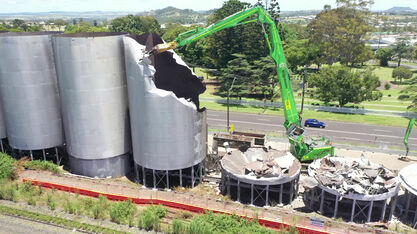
[304,119,325,128]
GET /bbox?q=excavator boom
[404,118,416,156]
[149,6,334,161]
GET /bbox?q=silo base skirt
[134,160,204,189]
[69,153,132,178]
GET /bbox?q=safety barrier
[22,178,330,234]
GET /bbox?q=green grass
[24,160,61,174]
[0,153,16,180]
[0,205,127,234]
[201,101,410,127]
[194,67,216,80]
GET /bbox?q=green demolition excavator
[149,6,334,161]
[404,118,416,157]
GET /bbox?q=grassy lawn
[194,67,216,79]
[202,101,410,127]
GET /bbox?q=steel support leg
[367,200,374,223]
[380,199,387,221]
[134,165,139,183]
[30,150,33,161]
[319,189,325,214]
[237,180,240,202]
[334,195,339,218]
[191,166,195,188]
[142,166,146,187]
[405,191,411,217]
[388,195,398,221]
[289,181,294,203]
[227,176,230,196]
[199,163,203,182]
[251,183,254,205]
[152,169,156,189]
[42,149,46,161]
[413,205,417,227]
[0,140,4,153]
[179,169,183,187]
[55,148,59,165]
[265,185,269,206]
[166,170,169,188]
[279,184,283,204]
[351,200,356,222]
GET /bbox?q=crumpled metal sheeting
[309,156,398,196]
[223,148,300,179]
[123,36,206,170]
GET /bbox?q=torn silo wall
[0,32,63,149]
[123,35,206,171]
[53,32,131,178]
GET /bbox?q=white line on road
[208,117,417,141]
[257,118,271,122]
[207,114,220,117]
[374,129,392,133]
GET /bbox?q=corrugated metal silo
[0,31,8,143]
[0,32,63,155]
[123,34,207,188]
[53,32,131,178]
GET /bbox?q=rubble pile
[243,148,296,178]
[309,156,398,196]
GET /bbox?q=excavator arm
[149,6,334,161]
[404,118,416,157]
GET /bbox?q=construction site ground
[15,132,417,234]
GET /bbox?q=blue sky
[0,0,416,13]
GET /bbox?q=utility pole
[300,70,307,115]
[227,76,237,132]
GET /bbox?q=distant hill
[384,7,417,14]
[138,6,212,24]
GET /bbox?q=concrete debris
[243,148,295,178]
[310,157,398,196]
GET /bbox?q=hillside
[139,6,212,24]
[384,7,417,14]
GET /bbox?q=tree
[216,55,254,98]
[392,37,412,67]
[251,56,280,105]
[205,0,281,68]
[284,39,320,72]
[392,66,413,84]
[309,66,382,106]
[64,21,109,33]
[399,77,417,112]
[308,0,374,66]
[111,15,161,35]
[375,47,394,66]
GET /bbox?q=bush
[173,219,186,234]
[91,195,109,219]
[24,160,60,174]
[46,193,56,210]
[138,205,167,231]
[0,182,18,202]
[0,153,16,180]
[110,199,136,224]
[384,83,391,90]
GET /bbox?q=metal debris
[309,156,398,196]
[243,148,296,178]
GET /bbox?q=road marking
[257,118,271,122]
[374,129,391,133]
[207,114,220,117]
[207,117,417,141]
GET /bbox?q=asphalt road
[0,214,83,234]
[207,110,417,150]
